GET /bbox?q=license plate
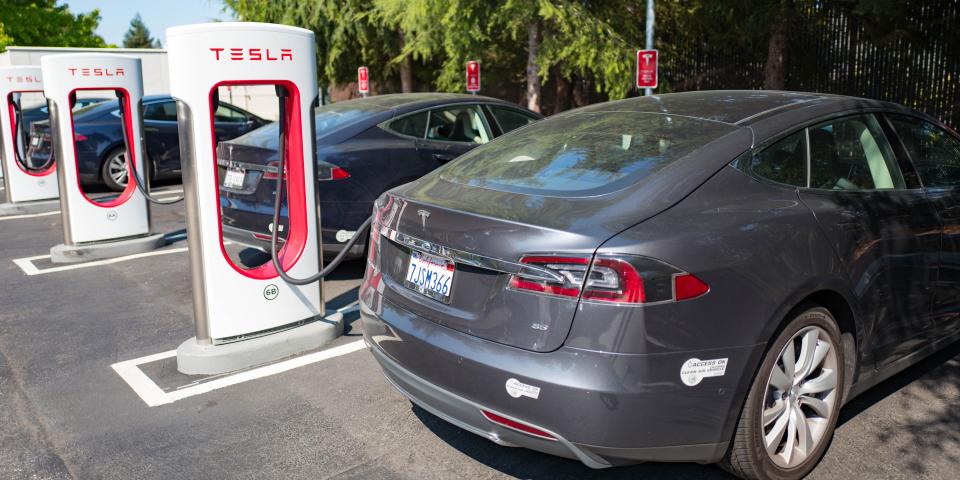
[404,250,455,303]
[30,136,39,146]
[224,167,245,189]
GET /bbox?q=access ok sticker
[680,358,729,386]
[505,378,541,399]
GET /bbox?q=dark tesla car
[216,93,541,257]
[360,90,960,479]
[28,94,266,190]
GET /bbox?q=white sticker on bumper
[505,378,541,399]
[680,357,729,386]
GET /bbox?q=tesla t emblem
[417,209,430,229]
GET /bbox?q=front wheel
[723,306,845,480]
[101,149,128,192]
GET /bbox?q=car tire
[100,148,128,192]
[722,305,845,480]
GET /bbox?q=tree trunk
[553,71,571,114]
[398,30,414,93]
[572,75,586,108]
[525,19,542,113]
[763,10,789,90]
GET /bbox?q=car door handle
[432,154,455,163]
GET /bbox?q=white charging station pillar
[168,23,338,375]
[41,54,165,263]
[0,66,60,215]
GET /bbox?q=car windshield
[231,101,387,149]
[438,112,737,196]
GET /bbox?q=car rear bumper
[360,291,764,467]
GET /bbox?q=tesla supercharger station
[0,66,59,215]
[40,54,165,263]
[168,23,338,375]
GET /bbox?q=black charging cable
[269,85,371,285]
[10,93,55,172]
[116,92,183,204]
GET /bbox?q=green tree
[0,0,106,51]
[122,13,161,48]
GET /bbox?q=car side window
[888,115,960,188]
[488,106,538,134]
[426,105,490,144]
[144,101,177,122]
[751,130,807,187]
[386,111,428,138]
[807,115,905,191]
[214,104,249,123]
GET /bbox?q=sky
[65,0,231,47]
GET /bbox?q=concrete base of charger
[0,199,59,217]
[49,233,167,264]
[175,312,345,376]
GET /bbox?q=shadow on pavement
[411,405,732,479]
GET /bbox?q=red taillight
[480,410,556,441]
[509,254,709,304]
[674,272,710,300]
[263,161,287,180]
[509,256,589,298]
[330,166,350,180]
[74,134,88,142]
[317,160,350,181]
[582,257,644,303]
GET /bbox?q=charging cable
[268,84,371,285]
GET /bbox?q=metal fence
[660,0,960,128]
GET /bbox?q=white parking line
[12,247,188,276]
[112,338,366,407]
[0,210,60,221]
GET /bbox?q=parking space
[1,190,959,479]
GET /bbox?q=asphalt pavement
[1,185,958,479]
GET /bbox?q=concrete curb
[175,312,345,376]
[49,233,167,264]
[0,199,60,217]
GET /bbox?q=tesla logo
[4,75,41,84]
[417,209,430,229]
[209,48,293,61]
[67,68,125,77]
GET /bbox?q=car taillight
[75,134,88,142]
[509,256,590,298]
[263,161,287,180]
[317,160,349,181]
[509,254,709,304]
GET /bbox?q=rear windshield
[439,112,736,196]
[232,101,388,149]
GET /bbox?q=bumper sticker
[505,378,541,399]
[680,357,728,386]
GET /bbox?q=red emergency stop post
[636,49,658,89]
[466,60,480,93]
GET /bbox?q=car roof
[330,92,532,115]
[577,90,930,145]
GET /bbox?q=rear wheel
[101,149,128,192]
[723,306,844,479]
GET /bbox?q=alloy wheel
[762,325,839,469]
[108,153,128,187]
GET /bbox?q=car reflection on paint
[360,90,960,479]
[214,93,542,260]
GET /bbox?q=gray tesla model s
[360,90,960,479]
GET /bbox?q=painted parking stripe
[112,339,366,407]
[0,210,60,221]
[12,247,188,276]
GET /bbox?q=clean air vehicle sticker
[505,378,541,399]
[680,358,729,386]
